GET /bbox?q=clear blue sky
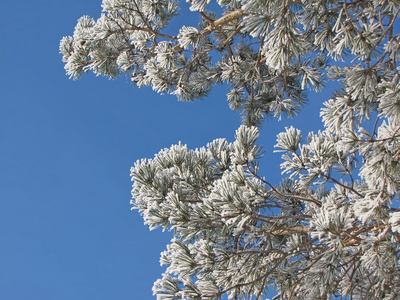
[1,1,327,299]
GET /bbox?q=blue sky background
[1,1,330,299]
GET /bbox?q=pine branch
[173,0,303,52]
[271,226,308,235]
[173,9,244,52]
[201,9,244,35]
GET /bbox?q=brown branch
[201,9,244,35]
[172,0,303,53]
[199,0,301,36]
[173,9,244,52]
[271,226,308,235]
[198,11,236,60]
[244,223,379,248]
[244,225,308,235]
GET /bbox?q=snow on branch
[62,0,400,298]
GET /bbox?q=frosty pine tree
[61,0,400,299]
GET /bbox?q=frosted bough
[62,0,400,299]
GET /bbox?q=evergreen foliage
[61,0,400,298]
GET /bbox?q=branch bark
[173,0,303,52]
[201,9,244,35]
